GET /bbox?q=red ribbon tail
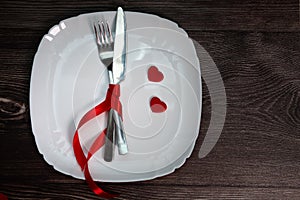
[72,84,122,199]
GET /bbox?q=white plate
[30,11,202,182]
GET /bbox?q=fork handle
[104,109,114,162]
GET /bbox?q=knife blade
[112,7,126,84]
[112,7,128,155]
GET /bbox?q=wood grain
[0,0,299,31]
[1,183,300,200]
[0,0,300,199]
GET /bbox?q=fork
[93,21,127,161]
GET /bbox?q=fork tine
[98,22,105,46]
[101,22,107,46]
[102,21,110,46]
[93,24,100,45]
[105,21,113,44]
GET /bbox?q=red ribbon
[0,193,8,200]
[73,84,122,199]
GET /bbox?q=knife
[103,7,128,161]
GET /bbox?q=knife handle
[104,109,115,162]
[113,110,128,155]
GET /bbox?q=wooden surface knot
[0,97,26,120]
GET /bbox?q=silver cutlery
[93,7,128,162]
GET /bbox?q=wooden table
[1,0,299,199]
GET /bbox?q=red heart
[148,66,164,82]
[150,97,167,113]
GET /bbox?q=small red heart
[148,66,164,82]
[150,97,167,113]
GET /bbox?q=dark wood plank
[0,0,299,31]
[1,0,300,199]
[1,183,300,200]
